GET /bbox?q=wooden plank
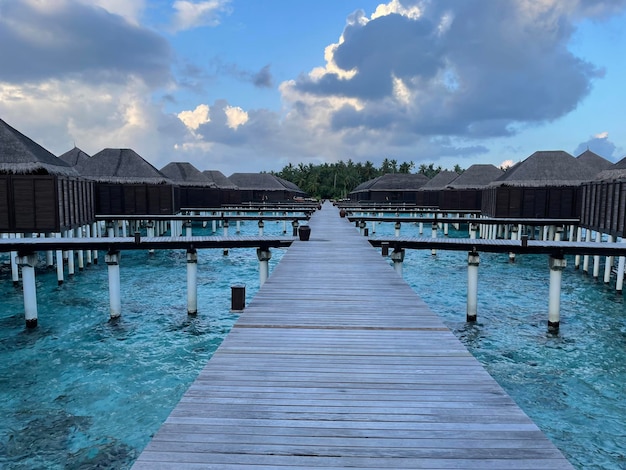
[132,202,573,469]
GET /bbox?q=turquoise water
[373,220,626,470]
[0,220,288,469]
[1,216,624,469]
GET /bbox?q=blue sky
[1,0,625,176]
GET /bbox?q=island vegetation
[271,158,464,200]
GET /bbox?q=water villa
[349,173,429,202]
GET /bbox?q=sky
[1,0,626,177]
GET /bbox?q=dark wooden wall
[0,175,95,233]
[95,183,178,215]
[581,181,626,237]
[482,186,582,219]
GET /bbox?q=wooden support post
[187,249,198,315]
[17,252,39,328]
[381,241,389,257]
[548,255,567,333]
[105,250,122,319]
[467,251,479,322]
[391,248,405,276]
[231,284,246,311]
[257,248,271,286]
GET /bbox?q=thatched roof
[76,148,170,184]
[447,164,503,189]
[59,147,90,167]
[352,173,429,192]
[229,173,304,192]
[0,119,78,176]
[490,150,598,187]
[419,170,459,190]
[203,170,238,189]
[576,149,613,172]
[594,155,626,181]
[160,162,216,187]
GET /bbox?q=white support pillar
[258,220,265,236]
[394,222,401,237]
[187,249,198,315]
[76,227,84,271]
[121,220,127,237]
[107,221,115,238]
[548,255,567,333]
[257,248,272,286]
[509,226,518,263]
[236,219,241,233]
[17,252,39,328]
[45,232,54,268]
[55,232,64,285]
[574,227,582,269]
[419,221,424,235]
[616,255,625,294]
[391,248,405,277]
[146,222,155,255]
[184,221,192,239]
[554,226,563,242]
[212,219,217,233]
[85,224,92,266]
[10,234,19,286]
[604,235,615,284]
[431,223,438,256]
[593,231,602,279]
[372,221,377,234]
[223,220,230,255]
[469,223,478,240]
[105,251,122,319]
[583,230,591,274]
[467,251,479,322]
[65,230,75,277]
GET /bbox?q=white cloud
[80,0,146,25]
[594,131,609,139]
[171,0,231,32]
[224,105,249,129]
[178,104,211,130]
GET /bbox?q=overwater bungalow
[441,164,503,211]
[482,150,598,219]
[203,170,241,206]
[581,156,626,237]
[576,149,613,172]
[73,148,178,215]
[0,120,94,233]
[348,173,429,203]
[415,170,459,208]
[228,173,307,203]
[160,162,219,210]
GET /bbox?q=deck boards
[132,201,573,469]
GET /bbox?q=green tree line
[271,158,463,200]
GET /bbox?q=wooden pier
[133,201,573,469]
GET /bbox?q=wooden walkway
[132,202,573,469]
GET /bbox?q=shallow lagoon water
[0,220,287,469]
[1,217,625,469]
[373,220,626,470]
